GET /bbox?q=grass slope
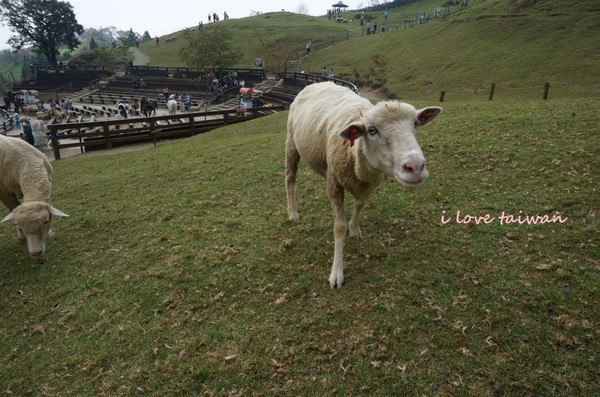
[140,12,358,69]
[302,0,600,100]
[1,97,599,395]
[133,0,600,100]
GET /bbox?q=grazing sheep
[0,135,69,256]
[285,82,441,288]
[23,105,39,115]
[35,109,64,121]
[167,97,178,115]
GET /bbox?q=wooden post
[488,83,496,101]
[543,82,550,100]
[439,90,446,102]
[50,127,61,160]
[103,123,112,149]
[149,119,157,146]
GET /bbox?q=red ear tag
[343,127,360,147]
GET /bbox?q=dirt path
[130,47,151,66]
[359,85,387,101]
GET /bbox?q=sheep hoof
[288,211,299,221]
[329,272,344,289]
[349,228,362,238]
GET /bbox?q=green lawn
[1,96,598,396]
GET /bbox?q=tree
[117,28,141,47]
[296,3,309,14]
[89,37,98,50]
[0,0,84,67]
[179,25,241,69]
[79,27,118,48]
[69,46,132,69]
[141,31,152,42]
[254,26,303,74]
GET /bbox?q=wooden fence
[276,71,359,93]
[48,105,285,160]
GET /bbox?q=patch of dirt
[359,85,389,101]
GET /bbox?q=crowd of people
[132,79,147,90]
[206,11,229,24]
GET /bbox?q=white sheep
[0,135,69,256]
[32,120,49,149]
[285,82,441,288]
[167,95,178,115]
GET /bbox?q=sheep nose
[402,152,426,175]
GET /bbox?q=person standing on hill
[306,41,311,55]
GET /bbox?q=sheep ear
[1,212,15,223]
[339,123,365,141]
[51,207,69,218]
[416,106,442,126]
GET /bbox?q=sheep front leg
[328,181,346,288]
[285,138,300,221]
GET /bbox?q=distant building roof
[332,2,349,8]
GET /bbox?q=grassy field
[1,96,598,396]
[1,0,599,394]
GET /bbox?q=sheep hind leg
[328,182,346,288]
[349,198,366,238]
[285,138,300,221]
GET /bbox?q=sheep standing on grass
[285,82,441,288]
[0,135,69,256]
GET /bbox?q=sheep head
[339,102,442,188]
[1,201,69,257]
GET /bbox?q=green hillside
[139,11,359,69]
[137,0,600,100]
[2,0,598,101]
[301,0,600,99]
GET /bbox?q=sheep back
[0,135,53,207]
[287,82,372,178]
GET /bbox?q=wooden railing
[48,105,285,160]
[276,71,359,93]
[128,66,265,81]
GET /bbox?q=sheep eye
[367,126,379,136]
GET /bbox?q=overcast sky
[0,0,360,50]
